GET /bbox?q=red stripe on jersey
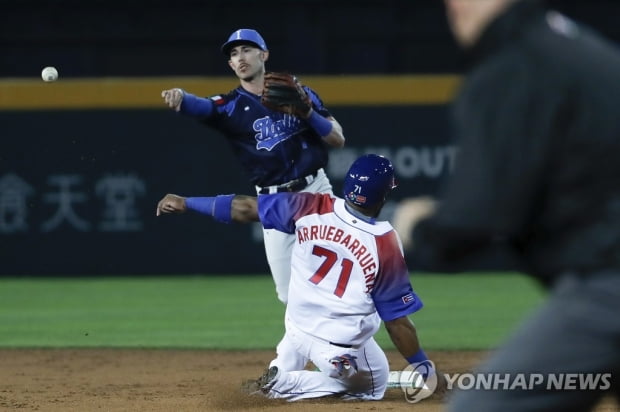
[374,230,410,294]
[293,193,336,221]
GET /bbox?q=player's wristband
[306,110,333,137]
[406,349,429,365]
[180,93,215,117]
[185,195,234,223]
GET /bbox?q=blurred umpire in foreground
[393,0,620,410]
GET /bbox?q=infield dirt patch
[0,349,616,411]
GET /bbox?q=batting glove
[161,88,185,112]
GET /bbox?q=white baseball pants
[264,317,389,401]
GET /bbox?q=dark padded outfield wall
[0,103,453,275]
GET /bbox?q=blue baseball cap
[221,29,268,56]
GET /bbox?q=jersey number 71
[309,245,353,298]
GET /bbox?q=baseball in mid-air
[41,66,58,82]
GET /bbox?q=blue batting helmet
[343,154,397,209]
[221,29,268,56]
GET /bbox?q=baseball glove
[261,72,312,118]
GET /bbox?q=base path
[0,349,616,411]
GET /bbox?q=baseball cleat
[241,366,280,395]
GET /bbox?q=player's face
[444,0,516,48]
[228,45,269,81]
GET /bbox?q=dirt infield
[0,349,616,411]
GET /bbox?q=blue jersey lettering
[253,115,307,151]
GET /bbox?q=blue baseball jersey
[197,86,331,187]
[258,192,423,345]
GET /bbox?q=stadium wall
[0,75,466,275]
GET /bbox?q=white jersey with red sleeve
[258,192,423,346]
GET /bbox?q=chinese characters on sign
[0,172,146,234]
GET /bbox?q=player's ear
[260,50,269,62]
[228,59,235,71]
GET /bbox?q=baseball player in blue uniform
[156,154,441,401]
[161,28,345,304]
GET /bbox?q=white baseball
[41,66,59,82]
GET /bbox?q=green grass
[401,273,546,349]
[0,273,545,350]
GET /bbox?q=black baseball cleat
[241,366,280,395]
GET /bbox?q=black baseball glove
[261,72,312,118]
